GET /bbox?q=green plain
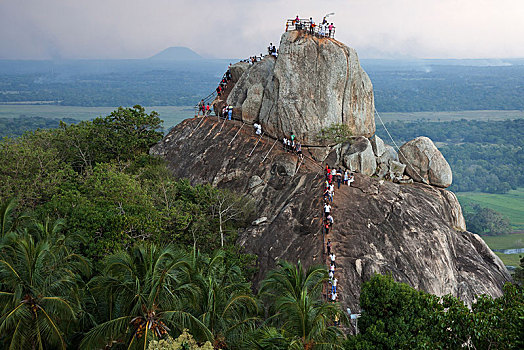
[379,110,524,123]
[482,233,524,250]
[456,188,524,232]
[0,105,194,131]
[494,252,523,267]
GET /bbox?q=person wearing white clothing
[330,252,335,262]
[348,173,355,186]
[332,278,338,293]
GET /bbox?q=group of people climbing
[216,67,233,97]
[286,15,336,38]
[221,105,233,120]
[197,99,211,116]
[323,165,354,303]
[267,43,277,57]
[282,133,303,160]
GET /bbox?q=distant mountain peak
[149,46,202,61]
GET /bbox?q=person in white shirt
[326,214,334,226]
[324,203,331,217]
[330,252,335,262]
[348,173,355,186]
[332,277,338,293]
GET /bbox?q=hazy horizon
[1,0,524,60]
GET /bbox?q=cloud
[1,0,523,59]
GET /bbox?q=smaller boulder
[399,136,452,188]
[389,160,406,179]
[341,137,377,176]
[375,163,388,178]
[378,145,399,165]
[370,135,386,157]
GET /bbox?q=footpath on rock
[151,23,511,318]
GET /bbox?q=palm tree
[0,198,29,244]
[257,260,347,350]
[0,231,89,349]
[80,243,211,350]
[187,249,259,348]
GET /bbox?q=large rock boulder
[399,136,452,188]
[249,31,375,145]
[227,57,276,122]
[152,117,510,315]
[339,137,376,176]
[229,61,250,82]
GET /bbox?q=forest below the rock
[1,106,522,349]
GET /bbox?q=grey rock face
[229,61,250,82]
[250,31,375,145]
[241,83,264,123]
[153,117,510,313]
[389,160,406,179]
[341,137,377,176]
[371,135,386,157]
[379,144,399,165]
[227,57,276,122]
[399,136,452,188]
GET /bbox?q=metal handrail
[285,18,336,38]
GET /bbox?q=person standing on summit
[295,15,301,30]
[328,23,334,37]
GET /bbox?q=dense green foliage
[0,106,254,259]
[463,204,512,236]
[345,274,524,350]
[1,106,523,349]
[376,119,524,194]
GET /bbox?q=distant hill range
[149,47,203,61]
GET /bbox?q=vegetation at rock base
[1,106,523,349]
[344,274,524,350]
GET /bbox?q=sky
[1,0,523,60]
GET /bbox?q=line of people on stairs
[323,164,354,303]
[282,132,303,160]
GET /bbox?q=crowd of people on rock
[197,99,211,116]
[323,164,354,303]
[240,54,264,65]
[221,105,233,120]
[216,67,232,97]
[282,132,303,160]
[286,15,336,38]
